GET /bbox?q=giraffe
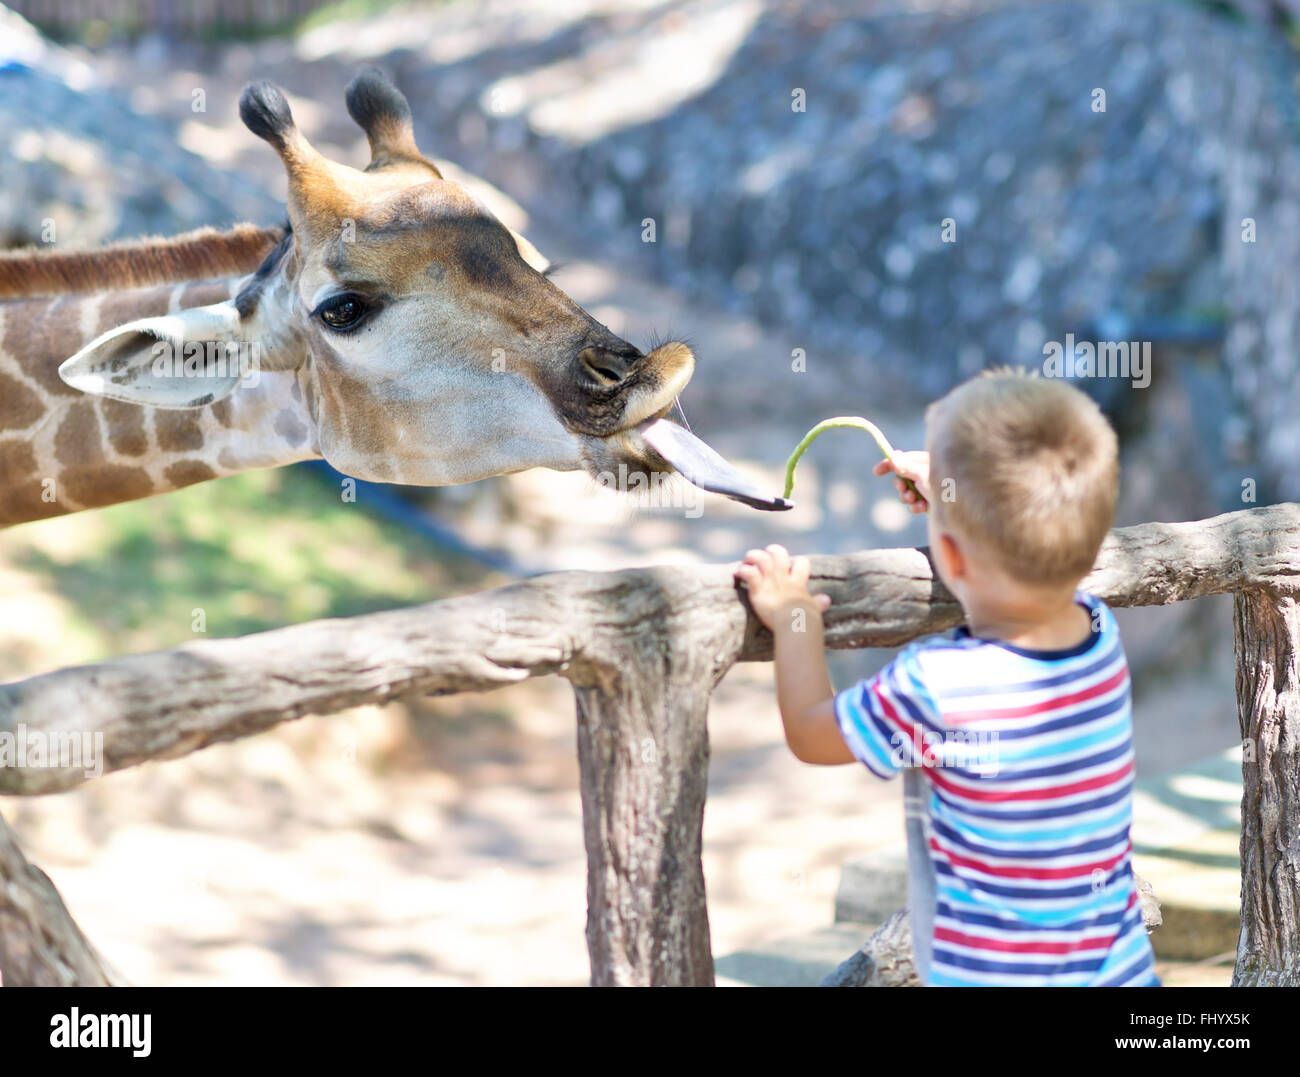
[0,69,788,530]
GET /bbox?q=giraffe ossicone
[0,68,790,529]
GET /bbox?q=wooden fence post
[566,573,744,987]
[0,812,125,986]
[571,672,715,987]
[1233,591,1300,986]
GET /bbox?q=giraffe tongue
[636,418,793,511]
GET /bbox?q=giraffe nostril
[579,346,639,386]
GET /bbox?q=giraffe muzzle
[578,344,641,387]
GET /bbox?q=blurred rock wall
[0,6,278,248]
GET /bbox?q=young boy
[734,370,1158,986]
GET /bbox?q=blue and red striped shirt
[833,592,1159,986]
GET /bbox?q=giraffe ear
[58,302,254,409]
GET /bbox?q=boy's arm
[770,598,856,765]
[735,546,855,765]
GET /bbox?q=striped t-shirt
[833,591,1159,986]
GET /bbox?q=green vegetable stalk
[783,416,920,501]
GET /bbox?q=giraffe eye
[316,294,372,332]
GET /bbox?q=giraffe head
[58,69,788,510]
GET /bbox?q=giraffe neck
[0,278,318,528]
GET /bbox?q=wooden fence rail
[2,503,1298,986]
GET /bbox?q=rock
[0,8,279,249]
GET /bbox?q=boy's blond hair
[925,370,1119,587]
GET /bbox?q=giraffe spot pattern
[96,285,174,336]
[54,401,103,468]
[273,407,308,447]
[154,410,204,453]
[0,438,38,483]
[1,277,250,529]
[180,281,236,309]
[0,479,67,526]
[164,459,217,487]
[0,372,44,430]
[1,295,84,399]
[102,399,149,457]
[62,465,154,509]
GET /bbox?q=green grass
[4,465,491,664]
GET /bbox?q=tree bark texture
[1233,590,1300,986]
[0,811,124,986]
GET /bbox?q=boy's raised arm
[734,545,856,765]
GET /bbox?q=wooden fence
[1,503,1298,986]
